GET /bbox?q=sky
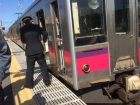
[0,0,34,33]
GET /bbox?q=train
[7,0,140,104]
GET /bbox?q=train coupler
[116,74,140,102]
[103,87,112,99]
[103,84,120,100]
[117,89,140,103]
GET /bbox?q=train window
[14,27,17,36]
[16,25,20,36]
[114,0,130,35]
[22,22,24,26]
[138,0,140,37]
[36,10,46,31]
[11,28,13,35]
[19,23,21,28]
[71,0,107,46]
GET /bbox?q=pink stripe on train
[76,54,109,74]
[139,48,140,61]
[49,46,56,57]
[64,51,71,65]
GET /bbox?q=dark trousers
[0,86,4,105]
[26,53,50,88]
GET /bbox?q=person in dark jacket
[20,16,51,88]
[0,32,11,104]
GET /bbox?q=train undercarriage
[72,70,140,105]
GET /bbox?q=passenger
[0,32,11,104]
[56,17,61,41]
[55,16,65,71]
[20,16,51,88]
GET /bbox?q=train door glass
[36,10,49,54]
[37,10,46,30]
[109,0,138,73]
[51,2,65,72]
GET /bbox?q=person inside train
[56,17,61,42]
[20,16,51,88]
[0,31,11,104]
[55,16,65,71]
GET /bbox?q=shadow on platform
[3,70,47,105]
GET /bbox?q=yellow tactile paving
[7,42,37,105]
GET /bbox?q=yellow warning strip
[7,40,37,105]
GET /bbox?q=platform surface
[7,39,86,105]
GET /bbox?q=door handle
[82,46,103,52]
[129,35,133,38]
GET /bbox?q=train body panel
[7,0,140,103]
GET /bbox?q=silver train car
[7,0,140,104]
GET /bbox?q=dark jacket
[0,33,11,83]
[20,24,48,56]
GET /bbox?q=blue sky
[0,0,34,33]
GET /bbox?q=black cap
[22,16,32,23]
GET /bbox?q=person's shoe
[45,81,51,87]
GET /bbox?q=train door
[50,1,65,73]
[19,23,21,28]
[36,10,49,55]
[138,0,140,37]
[14,27,17,42]
[11,28,14,40]
[108,0,139,73]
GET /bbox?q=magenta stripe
[139,48,140,61]
[77,54,109,74]
[76,47,108,59]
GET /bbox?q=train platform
[4,38,86,105]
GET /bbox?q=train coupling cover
[117,74,140,102]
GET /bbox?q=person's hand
[41,40,43,44]
[56,37,59,41]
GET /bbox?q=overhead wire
[2,0,4,23]
[19,0,31,13]
[11,0,23,24]
[9,0,33,30]
[0,0,1,19]
[0,0,3,27]
[11,0,32,24]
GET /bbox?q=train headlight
[82,64,90,73]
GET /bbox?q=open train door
[36,9,49,56]
[108,0,139,74]
[49,1,65,75]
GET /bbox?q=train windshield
[71,0,107,46]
